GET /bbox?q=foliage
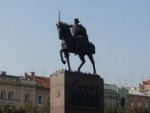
[0,105,25,113]
[23,102,37,113]
[105,107,150,113]
[37,97,50,113]
[0,97,50,113]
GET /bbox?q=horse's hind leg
[64,52,71,71]
[88,54,96,74]
[78,54,85,72]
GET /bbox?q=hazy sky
[0,0,150,87]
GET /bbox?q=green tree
[38,97,50,113]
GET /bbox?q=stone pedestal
[50,71,104,113]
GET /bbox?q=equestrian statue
[56,15,96,74]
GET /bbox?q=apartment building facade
[0,71,36,110]
[0,71,50,112]
[128,88,150,110]
[25,72,50,109]
[104,84,129,109]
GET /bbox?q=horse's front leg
[64,52,71,71]
[60,49,66,64]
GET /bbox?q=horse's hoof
[77,69,80,73]
[62,61,66,64]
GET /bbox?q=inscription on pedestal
[68,84,100,108]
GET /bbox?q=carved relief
[68,84,100,108]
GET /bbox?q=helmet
[74,18,80,23]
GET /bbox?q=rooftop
[25,72,50,89]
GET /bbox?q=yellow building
[25,72,50,109]
[0,71,36,110]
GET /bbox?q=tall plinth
[50,71,104,113]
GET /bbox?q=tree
[38,97,50,113]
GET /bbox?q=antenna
[124,78,127,87]
[41,67,45,76]
[142,74,144,81]
[103,73,106,83]
[119,76,121,87]
[31,67,35,72]
[131,80,133,87]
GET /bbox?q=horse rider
[71,18,89,41]
[70,18,89,54]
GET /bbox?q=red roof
[144,80,150,85]
[26,75,50,89]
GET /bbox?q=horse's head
[56,21,72,40]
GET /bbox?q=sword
[58,10,61,25]
[56,10,61,27]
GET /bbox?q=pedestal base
[50,71,104,113]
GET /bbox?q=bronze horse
[56,22,96,74]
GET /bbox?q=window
[25,93,30,101]
[38,96,43,105]
[131,103,134,107]
[8,92,14,100]
[145,102,148,108]
[0,91,6,99]
[138,102,141,107]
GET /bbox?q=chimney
[143,81,146,85]
[1,71,6,75]
[31,72,35,76]
[139,84,144,91]
[24,73,28,79]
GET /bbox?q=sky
[0,0,150,87]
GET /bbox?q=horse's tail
[89,42,95,54]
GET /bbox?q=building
[0,71,50,112]
[117,86,129,107]
[104,84,129,109]
[25,72,50,110]
[128,87,150,110]
[138,79,150,96]
[104,84,118,108]
[127,79,150,110]
[0,71,36,110]
[2,70,150,112]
